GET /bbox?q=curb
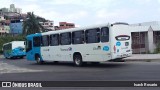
[124,59,160,62]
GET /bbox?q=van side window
[101,27,109,42]
[85,28,100,43]
[72,30,84,44]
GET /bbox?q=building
[130,21,160,54]
[0,20,10,36]
[1,9,22,20]
[9,4,22,14]
[55,22,75,30]
[39,20,54,31]
[20,13,27,20]
[0,9,4,16]
[0,4,22,14]
[0,25,10,36]
[54,26,59,30]
[0,4,23,21]
[59,22,75,30]
[0,8,9,13]
[0,16,5,21]
[3,12,21,20]
[10,20,23,35]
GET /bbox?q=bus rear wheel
[73,54,83,67]
[35,55,43,64]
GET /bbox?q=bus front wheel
[73,54,83,67]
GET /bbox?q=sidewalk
[124,54,160,62]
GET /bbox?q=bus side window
[85,28,100,43]
[33,36,41,47]
[72,30,84,44]
[50,34,59,46]
[41,35,49,46]
[60,32,71,45]
[101,27,109,42]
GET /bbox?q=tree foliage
[23,12,44,35]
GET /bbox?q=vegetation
[0,12,46,54]
[23,12,44,35]
[0,35,25,54]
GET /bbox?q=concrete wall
[131,26,159,53]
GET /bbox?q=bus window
[85,28,100,43]
[101,27,109,42]
[41,35,49,46]
[26,40,32,52]
[72,30,84,44]
[115,35,130,41]
[33,36,41,47]
[60,32,71,45]
[50,34,59,46]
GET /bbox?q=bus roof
[3,41,24,46]
[27,22,129,37]
[45,23,110,35]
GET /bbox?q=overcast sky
[0,0,160,26]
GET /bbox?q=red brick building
[55,22,75,30]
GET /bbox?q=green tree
[23,12,44,35]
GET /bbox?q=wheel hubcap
[75,58,80,65]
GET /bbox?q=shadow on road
[30,62,128,68]
[1,57,129,69]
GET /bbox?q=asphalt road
[0,57,160,81]
[0,57,160,90]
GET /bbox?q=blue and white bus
[26,23,132,66]
[2,41,26,59]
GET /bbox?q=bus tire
[35,55,43,64]
[73,54,83,67]
[20,56,24,59]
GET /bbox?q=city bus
[2,41,26,59]
[26,23,132,66]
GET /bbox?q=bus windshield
[3,43,12,51]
